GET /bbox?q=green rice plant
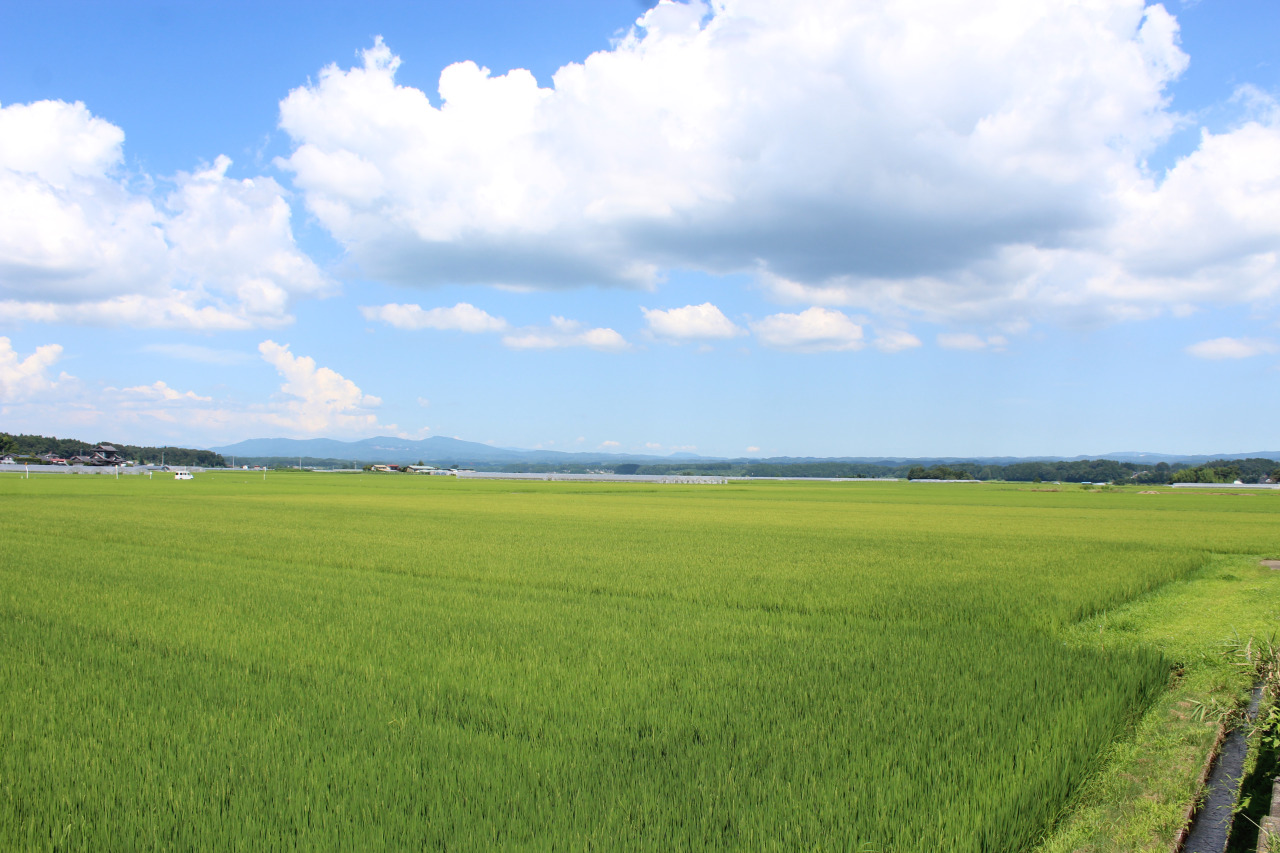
[0,474,1276,849]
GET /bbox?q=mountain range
[208,436,1280,468]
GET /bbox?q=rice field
[1,473,1277,850]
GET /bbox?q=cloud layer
[274,0,1280,328]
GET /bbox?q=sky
[1,0,1278,458]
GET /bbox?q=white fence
[1170,482,1280,490]
[456,472,728,485]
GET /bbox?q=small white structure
[174,471,194,480]
[1172,482,1280,490]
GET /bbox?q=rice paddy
[1,473,1277,850]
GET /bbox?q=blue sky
[1,0,1278,458]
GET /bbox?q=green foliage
[2,478,1279,849]
[1173,464,1243,484]
[906,464,975,480]
[0,431,225,467]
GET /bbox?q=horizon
[16,429,1280,465]
[3,1,1279,457]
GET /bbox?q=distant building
[90,444,126,465]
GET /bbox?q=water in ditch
[1183,686,1264,853]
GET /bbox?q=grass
[1,473,1277,849]
[1037,555,1280,851]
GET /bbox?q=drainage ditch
[1182,685,1264,852]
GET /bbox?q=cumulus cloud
[2,339,402,442]
[1186,337,1278,359]
[600,440,621,448]
[501,316,629,350]
[643,302,744,340]
[360,302,508,332]
[0,337,67,401]
[751,307,864,352]
[0,101,327,329]
[258,340,386,433]
[271,2,1280,328]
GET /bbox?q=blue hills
[208,436,1280,467]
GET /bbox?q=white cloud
[751,307,864,352]
[360,302,508,332]
[363,303,627,351]
[600,440,621,448]
[269,3,1280,329]
[642,302,743,340]
[1186,337,1278,359]
[0,337,67,401]
[116,380,212,403]
[0,101,327,329]
[746,446,761,453]
[1,339,406,443]
[258,340,386,433]
[873,330,923,353]
[937,333,1008,351]
[501,316,629,350]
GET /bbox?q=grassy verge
[1228,693,1280,853]
[1038,554,1280,852]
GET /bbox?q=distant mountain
[1093,451,1280,465]
[208,436,1280,468]
[209,435,711,466]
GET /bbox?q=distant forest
[624,458,1280,484]
[5,431,1278,484]
[0,433,226,468]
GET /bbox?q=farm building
[90,444,126,465]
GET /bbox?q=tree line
[631,458,1280,484]
[4,430,1277,483]
[0,433,226,468]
